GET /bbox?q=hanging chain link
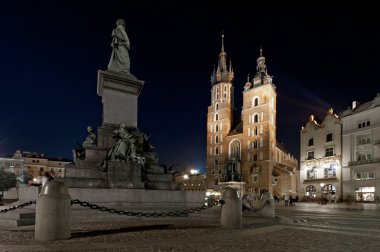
[0,200,36,214]
[71,199,220,218]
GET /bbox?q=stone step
[0,218,35,227]
[0,209,35,219]
[0,209,35,227]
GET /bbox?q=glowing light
[183,174,189,180]
[190,169,199,175]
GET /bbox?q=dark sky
[1,3,379,172]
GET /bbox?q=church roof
[227,121,243,136]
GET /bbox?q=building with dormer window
[300,109,342,201]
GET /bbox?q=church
[206,35,298,198]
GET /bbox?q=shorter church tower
[241,49,277,194]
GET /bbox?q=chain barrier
[0,200,36,214]
[71,199,220,218]
[243,200,270,212]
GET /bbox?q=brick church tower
[206,37,298,197]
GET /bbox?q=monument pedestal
[65,69,179,191]
[97,70,144,129]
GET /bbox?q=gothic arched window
[229,139,241,160]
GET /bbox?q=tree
[0,171,17,204]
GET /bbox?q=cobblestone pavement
[1,203,380,251]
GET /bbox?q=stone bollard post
[259,192,275,218]
[220,188,242,229]
[35,180,71,241]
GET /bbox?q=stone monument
[64,19,177,191]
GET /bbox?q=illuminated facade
[342,95,380,202]
[206,36,298,197]
[299,109,342,201]
[174,170,206,191]
[0,150,70,185]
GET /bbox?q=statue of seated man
[83,126,97,147]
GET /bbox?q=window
[215,135,219,143]
[324,163,337,177]
[326,133,333,142]
[308,138,314,146]
[253,154,258,161]
[215,103,219,110]
[354,171,375,180]
[215,146,219,155]
[253,140,258,149]
[254,114,259,123]
[215,113,219,121]
[215,124,219,132]
[214,159,219,165]
[325,147,334,157]
[357,135,371,145]
[307,151,314,160]
[254,127,258,136]
[306,185,316,198]
[253,175,258,183]
[357,152,372,161]
[321,184,336,198]
[306,167,317,179]
[229,140,241,160]
[355,187,375,202]
[358,120,370,129]
[254,97,259,107]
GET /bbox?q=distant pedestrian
[284,194,289,206]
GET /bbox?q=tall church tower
[241,49,277,194]
[206,34,234,189]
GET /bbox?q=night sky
[1,3,379,172]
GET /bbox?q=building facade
[0,150,24,175]
[174,170,206,192]
[342,94,380,202]
[299,109,342,201]
[0,151,70,185]
[206,36,298,198]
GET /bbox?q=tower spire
[211,33,234,85]
[221,32,225,52]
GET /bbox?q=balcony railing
[349,157,380,166]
